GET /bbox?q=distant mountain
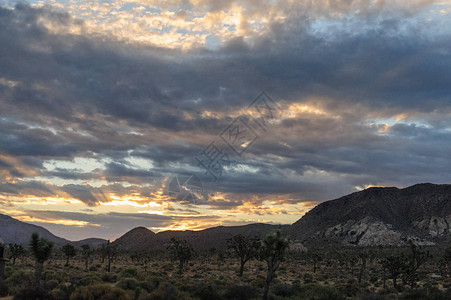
[0,213,106,247]
[0,213,70,246]
[290,183,451,246]
[114,223,289,251]
[73,238,108,248]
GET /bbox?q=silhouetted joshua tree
[103,240,118,273]
[381,253,406,290]
[227,234,260,277]
[167,238,193,275]
[81,244,93,270]
[258,231,290,300]
[62,243,76,266]
[402,240,431,288]
[8,243,25,265]
[30,232,54,287]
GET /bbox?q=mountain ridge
[0,213,106,247]
[2,183,451,249]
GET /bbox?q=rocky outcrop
[289,241,308,252]
[324,217,404,246]
[324,217,435,246]
[414,216,451,236]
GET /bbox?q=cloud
[0,1,451,238]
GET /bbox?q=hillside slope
[291,183,451,246]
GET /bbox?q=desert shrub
[101,273,118,283]
[79,275,102,286]
[360,291,386,300]
[146,282,188,300]
[14,286,49,300]
[0,281,8,297]
[304,273,315,284]
[250,275,266,288]
[6,269,34,295]
[117,278,140,291]
[45,279,60,290]
[136,289,151,300]
[400,289,428,300]
[370,275,379,284]
[89,266,97,272]
[336,279,360,297]
[190,283,222,300]
[223,284,257,300]
[70,284,130,300]
[400,286,451,300]
[46,271,64,282]
[272,283,299,297]
[121,268,138,278]
[139,276,162,293]
[297,283,345,300]
[50,285,74,300]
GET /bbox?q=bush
[139,276,162,293]
[120,268,138,278]
[117,278,140,291]
[191,283,223,300]
[14,286,49,300]
[70,284,130,300]
[45,279,59,290]
[146,283,185,300]
[272,283,299,297]
[298,284,345,300]
[336,279,360,297]
[400,286,451,300]
[46,271,64,282]
[50,286,74,300]
[101,273,118,283]
[6,269,34,295]
[80,275,102,286]
[0,281,8,297]
[304,273,315,284]
[223,284,257,300]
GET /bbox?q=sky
[0,0,451,241]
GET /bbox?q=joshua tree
[227,234,260,277]
[8,243,25,265]
[217,251,225,270]
[30,232,54,287]
[81,244,93,270]
[311,252,322,274]
[358,251,368,283]
[167,238,193,275]
[402,241,430,288]
[258,231,290,300]
[103,240,118,273]
[62,244,77,266]
[381,253,406,290]
[0,239,5,284]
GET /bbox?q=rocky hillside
[291,183,451,246]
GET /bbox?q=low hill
[113,223,289,251]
